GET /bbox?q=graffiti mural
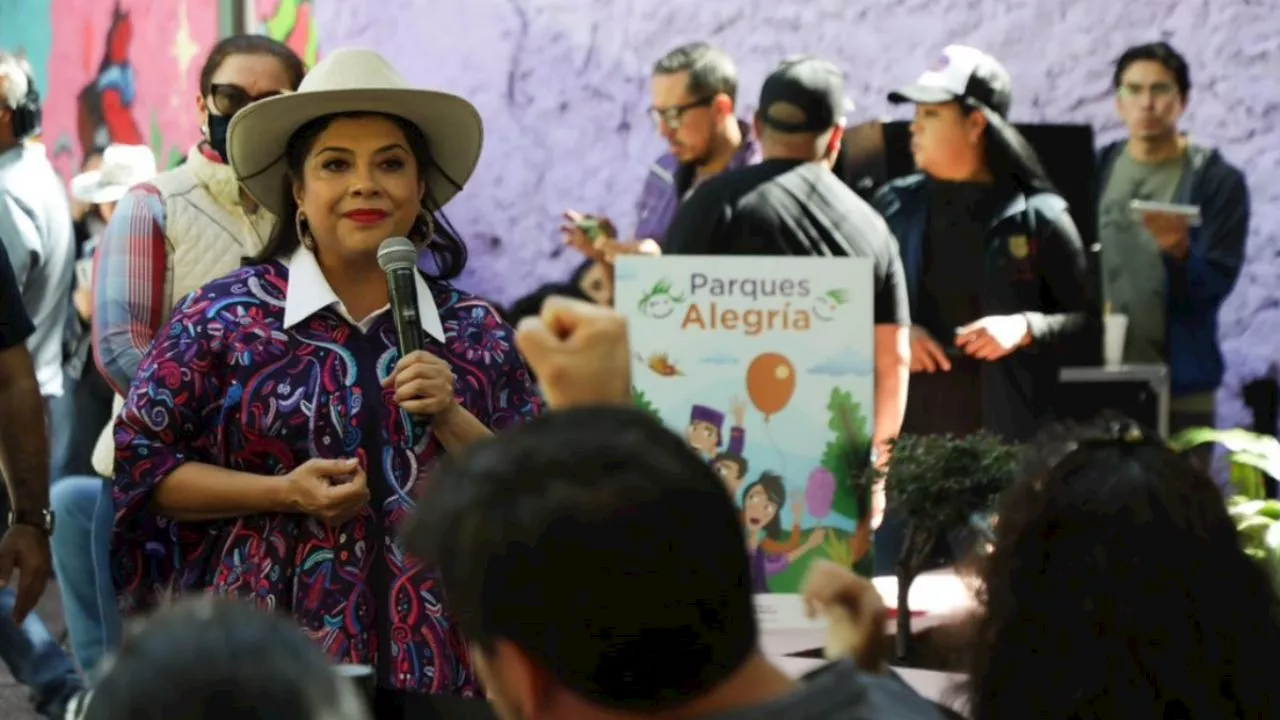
[255,0,320,67]
[0,0,54,98]
[43,0,219,180]
[75,3,145,156]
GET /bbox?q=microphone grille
[377,237,418,272]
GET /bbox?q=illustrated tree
[866,432,1020,662]
[818,388,874,569]
[632,386,662,420]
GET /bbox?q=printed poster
[615,255,877,603]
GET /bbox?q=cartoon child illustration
[686,398,747,461]
[637,278,685,319]
[712,451,748,500]
[742,472,826,593]
[810,289,849,322]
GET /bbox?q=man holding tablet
[1097,41,1249,440]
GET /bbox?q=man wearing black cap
[871,45,1096,573]
[664,57,912,530]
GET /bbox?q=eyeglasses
[648,97,714,130]
[209,83,285,117]
[1117,82,1177,101]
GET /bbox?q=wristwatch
[8,509,54,535]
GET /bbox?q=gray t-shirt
[1098,149,1186,364]
[707,661,947,720]
[0,142,74,398]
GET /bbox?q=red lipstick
[343,209,389,225]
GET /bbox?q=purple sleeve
[727,426,745,456]
[111,287,224,613]
[632,158,678,244]
[764,552,791,577]
[457,300,544,430]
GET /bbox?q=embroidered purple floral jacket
[111,260,542,694]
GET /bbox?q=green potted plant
[1170,427,1280,593]
[867,432,1021,663]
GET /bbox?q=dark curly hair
[251,112,468,280]
[964,416,1280,719]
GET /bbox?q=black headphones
[9,71,42,140]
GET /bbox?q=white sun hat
[226,47,484,218]
[70,144,158,204]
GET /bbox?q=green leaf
[631,386,662,420]
[1170,427,1280,474]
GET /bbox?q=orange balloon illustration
[746,353,796,420]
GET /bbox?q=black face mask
[207,113,232,162]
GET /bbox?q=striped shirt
[91,145,220,396]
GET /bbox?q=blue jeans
[0,586,82,717]
[50,475,120,681]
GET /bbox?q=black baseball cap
[888,45,1013,118]
[757,56,853,134]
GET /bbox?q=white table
[762,568,977,716]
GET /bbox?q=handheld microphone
[376,237,424,360]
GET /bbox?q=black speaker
[10,71,42,140]
[836,120,1098,252]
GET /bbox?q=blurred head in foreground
[404,406,762,720]
[967,415,1280,719]
[85,597,369,720]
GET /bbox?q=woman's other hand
[384,350,456,416]
[284,458,370,526]
[801,559,890,672]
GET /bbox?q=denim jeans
[50,475,121,682]
[0,586,83,717]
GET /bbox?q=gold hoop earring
[295,210,314,251]
[416,208,436,246]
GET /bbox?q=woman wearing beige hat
[108,48,542,716]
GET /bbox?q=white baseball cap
[888,45,1013,118]
[70,144,158,204]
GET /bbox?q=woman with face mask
[50,35,306,699]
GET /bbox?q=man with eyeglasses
[561,42,760,265]
[1096,42,1249,443]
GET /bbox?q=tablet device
[1129,199,1202,226]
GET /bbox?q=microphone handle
[386,267,431,435]
[386,267,425,358]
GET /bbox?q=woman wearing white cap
[108,48,541,716]
[870,45,1097,574]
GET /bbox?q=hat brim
[227,88,484,219]
[70,171,131,205]
[887,84,959,106]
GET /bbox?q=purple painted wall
[318,0,1279,429]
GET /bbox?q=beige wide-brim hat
[227,48,483,218]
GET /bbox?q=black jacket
[873,174,1100,440]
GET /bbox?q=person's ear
[712,93,734,120]
[966,109,989,145]
[196,94,208,134]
